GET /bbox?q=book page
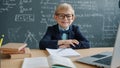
[46,48,80,57]
[22,57,49,68]
[48,55,76,68]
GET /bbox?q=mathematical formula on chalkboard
[0,0,120,48]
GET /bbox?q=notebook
[76,24,120,68]
[46,48,80,57]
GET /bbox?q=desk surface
[1,47,113,68]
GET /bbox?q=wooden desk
[1,47,113,68]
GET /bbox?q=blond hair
[54,3,75,16]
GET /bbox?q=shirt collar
[58,25,69,31]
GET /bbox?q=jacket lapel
[53,24,62,39]
[68,25,75,39]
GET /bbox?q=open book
[46,48,80,57]
[22,55,76,68]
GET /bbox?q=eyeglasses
[56,13,73,20]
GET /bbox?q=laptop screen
[111,24,120,68]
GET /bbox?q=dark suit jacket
[39,24,90,50]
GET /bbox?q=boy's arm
[71,25,90,49]
[39,27,59,50]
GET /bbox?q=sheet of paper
[22,57,49,68]
[46,48,80,57]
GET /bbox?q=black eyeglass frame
[55,13,74,20]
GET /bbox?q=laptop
[76,24,120,68]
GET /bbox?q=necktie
[61,30,69,40]
[62,33,67,40]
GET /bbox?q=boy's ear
[54,15,57,20]
[72,16,76,21]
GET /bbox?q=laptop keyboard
[91,54,107,58]
[94,56,112,65]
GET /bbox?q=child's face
[54,9,75,29]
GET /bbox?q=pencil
[0,34,4,47]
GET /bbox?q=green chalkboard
[0,0,120,48]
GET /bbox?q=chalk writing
[0,0,16,13]
[15,14,35,22]
[24,30,38,48]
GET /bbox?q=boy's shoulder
[70,24,80,29]
[47,24,59,32]
[71,24,79,27]
[48,24,58,28]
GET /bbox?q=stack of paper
[46,48,80,57]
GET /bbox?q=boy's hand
[59,44,70,48]
[58,39,79,47]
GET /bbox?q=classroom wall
[0,0,120,48]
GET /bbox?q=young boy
[39,3,90,50]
